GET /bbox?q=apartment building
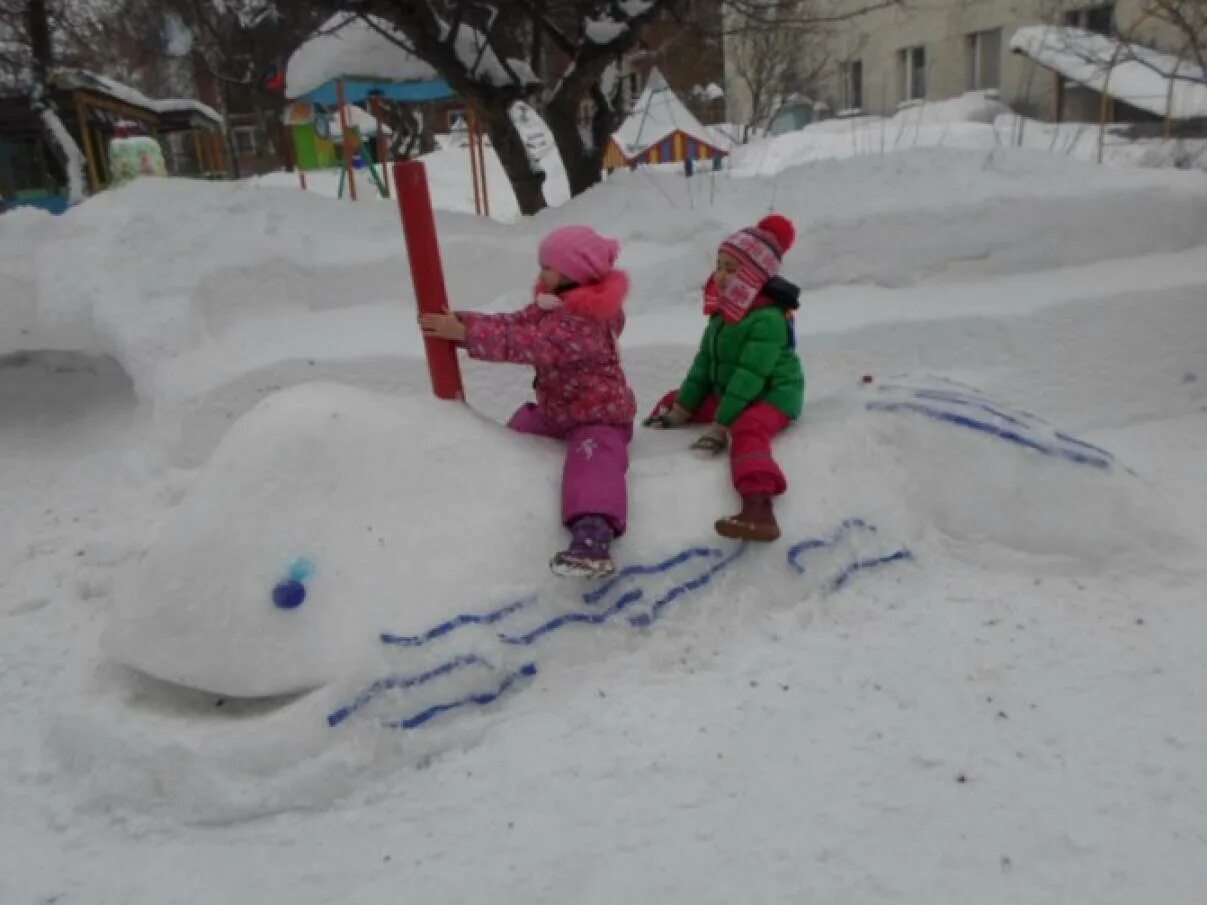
[726,0,1197,125]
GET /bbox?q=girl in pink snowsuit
[420,225,636,577]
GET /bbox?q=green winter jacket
[677,305,805,427]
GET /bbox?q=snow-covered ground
[730,93,1207,177]
[255,92,1205,227]
[3,141,1207,904]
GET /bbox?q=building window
[898,45,926,101]
[1064,4,1115,34]
[233,126,257,155]
[966,28,1001,90]
[841,59,863,110]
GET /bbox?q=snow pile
[102,384,556,699]
[78,356,1187,819]
[894,90,1012,125]
[731,92,1207,177]
[729,93,1012,176]
[6,148,1207,469]
[1011,25,1207,120]
[285,14,438,99]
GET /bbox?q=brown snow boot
[714,493,781,542]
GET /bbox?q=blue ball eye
[273,579,307,609]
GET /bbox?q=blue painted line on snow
[499,587,646,646]
[628,542,749,628]
[882,383,1044,423]
[902,388,1034,428]
[327,654,493,727]
[866,400,1111,469]
[583,546,723,605]
[829,550,914,590]
[1053,430,1115,461]
[380,598,529,647]
[787,519,877,574]
[383,663,539,730]
[332,522,917,732]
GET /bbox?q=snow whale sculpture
[103,382,564,698]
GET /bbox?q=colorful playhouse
[603,69,729,171]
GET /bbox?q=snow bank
[75,352,1192,820]
[895,91,1012,125]
[731,91,1206,177]
[5,148,1207,472]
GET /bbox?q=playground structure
[283,13,470,205]
[603,68,730,175]
[0,68,224,213]
[393,158,465,400]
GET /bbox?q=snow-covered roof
[49,68,223,127]
[286,14,439,99]
[287,13,538,99]
[1010,26,1207,120]
[612,68,721,158]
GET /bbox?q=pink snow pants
[507,403,632,536]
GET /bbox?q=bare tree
[728,16,825,140]
[217,0,897,214]
[1119,0,1206,98]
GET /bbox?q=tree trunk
[27,0,53,82]
[544,94,610,198]
[478,104,547,216]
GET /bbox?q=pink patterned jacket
[462,271,637,433]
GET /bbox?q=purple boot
[550,514,616,578]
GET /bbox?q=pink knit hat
[539,225,620,285]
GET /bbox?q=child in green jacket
[645,215,804,541]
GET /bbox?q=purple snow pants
[506,403,632,536]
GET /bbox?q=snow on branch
[617,0,656,15]
[438,18,539,88]
[211,0,278,29]
[584,15,628,45]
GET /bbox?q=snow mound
[828,377,1189,565]
[6,151,1206,473]
[54,359,1194,822]
[731,90,1200,177]
[107,374,1183,701]
[103,382,558,698]
[894,91,1012,125]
